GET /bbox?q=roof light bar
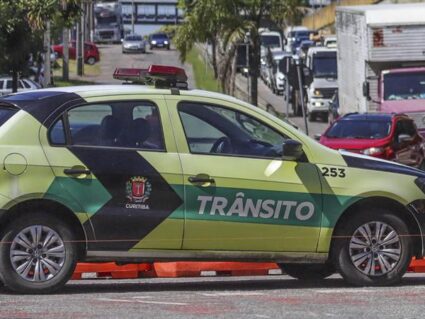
[113,65,188,89]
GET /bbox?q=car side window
[67,104,112,145]
[178,102,287,158]
[0,80,4,89]
[132,104,165,150]
[395,120,416,142]
[50,102,165,151]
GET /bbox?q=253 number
[321,167,346,178]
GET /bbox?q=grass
[185,47,222,92]
[53,59,101,78]
[53,77,94,87]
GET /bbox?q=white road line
[201,292,265,297]
[131,296,153,299]
[254,315,271,318]
[314,289,372,294]
[97,297,187,306]
[135,300,188,306]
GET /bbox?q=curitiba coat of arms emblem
[126,176,152,203]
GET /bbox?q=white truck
[260,29,283,57]
[305,46,338,122]
[336,3,425,135]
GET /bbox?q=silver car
[122,34,146,54]
[0,77,41,96]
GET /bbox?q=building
[119,0,183,36]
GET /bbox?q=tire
[86,56,96,65]
[333,209,412,286]
[0,212,78,294]
[279,263,335,281]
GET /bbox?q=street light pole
[294,55,309,136]
[131,0,135,34]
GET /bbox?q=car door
[166,96,323,252]
[40,98,184,252]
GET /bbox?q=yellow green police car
[0,65,424,293]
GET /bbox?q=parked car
[122,34,146,54]
[149,33,170,50]
[52,41,100,65]
[0,77,41,96]
[320,113,425,169]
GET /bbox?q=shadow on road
[2,275,425,295]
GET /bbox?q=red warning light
[113,65,188,89]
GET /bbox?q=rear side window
[0,106,18,126]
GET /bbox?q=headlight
[361,147,385,156]
[278,75,284,80]
[164,41,169,44]
[151,40,157,44]
[313,89,323,97]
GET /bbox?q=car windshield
[261,35,281,48]
[152,34,168,40]
[384,71,425,101]
[312,53,337,78]
[326,119,392,139]
[125,35,142,41]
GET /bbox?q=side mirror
[314,134,321,141]
[282,139,304,161]
[398,134,414,143]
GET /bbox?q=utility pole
[43,21,51,88]
[131,0,135,34]
[294,55,309,136]
[76,14,83,76]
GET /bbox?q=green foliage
[186,47,221,92]
[0,0,83,79]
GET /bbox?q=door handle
[188,175,215,184]
[64,168,91,176]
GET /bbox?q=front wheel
[0,212,78,294]
[279,263,334,280]
[86,56,96,65]
[333,209,412,286]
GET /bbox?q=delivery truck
[336,3,425,135]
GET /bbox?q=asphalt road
[2,274,425,318]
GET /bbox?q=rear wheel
[333,209,412,286]
[0,212,78,294]
[279,263,334,280]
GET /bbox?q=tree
[0,0,82,92]
[175,0,305,106]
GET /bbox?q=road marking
[255,315,271,318]
[201,292,265,297]
[132,296,153,299]
[97,298,187,306]
[314,289,373,294]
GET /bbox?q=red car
[52,41,100,65]
[319,113,425,169]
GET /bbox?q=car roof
[341,113,400,121]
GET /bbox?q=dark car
[149,33,170,50]
[320,113,425,169]
[52,41,100,65]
